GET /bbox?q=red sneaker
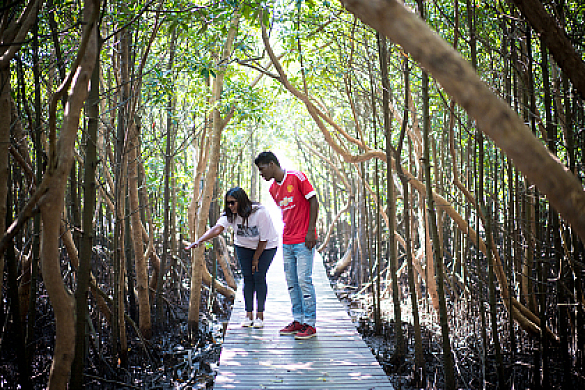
[279,321,304,335]
[294,324,317,339]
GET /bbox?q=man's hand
[252,258,259,273]
[305,231,317,250]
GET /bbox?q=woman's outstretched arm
[184,225,225,250]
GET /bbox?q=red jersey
[269,170,316,245]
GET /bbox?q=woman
[185,187,278,328]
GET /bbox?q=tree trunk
[188,14,240,334]
[378,32,403,356]
[540,39,555,388]
[5,177,32,390]
[395,57,425,386]
[17,31,41,365]
[156,28,177,324]
[71,39,100,389]
[486,206,505,388]
[112,25,130,367]
[128,121,151,338]
[416,32,439,311]
[187,128,208,254]
[249,126,257,200]
[0,67,9,303]
[331,238,353,277]
[59,219,111,323]
[217,235,237,290]
[40,1,98,387]
[421,64,456,390]
[359,169,369,288]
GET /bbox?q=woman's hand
[186,225,224,251]
[252,241,267,273]
[184,240,200,250]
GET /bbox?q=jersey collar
[276,169,288,185]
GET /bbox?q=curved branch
[47,2,99,168]
[0,0,42,67]
[340,0,585,250]
[261,19,372,157]
[0,188,45,255]
[509,0,585,99]
[318,200,352,253]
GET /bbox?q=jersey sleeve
[298,172,316,200]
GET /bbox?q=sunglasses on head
[226,201,236,206]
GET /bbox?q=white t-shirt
[216,205,279,250]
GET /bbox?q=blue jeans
[282,243,316,327]
[235,245,276,313]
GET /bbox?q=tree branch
[509,0,585,99]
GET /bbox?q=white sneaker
[252,318,264,328]
[240,318,254,327]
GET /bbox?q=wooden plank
[215,242,394,390]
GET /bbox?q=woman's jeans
[282,243,317,327]
[235,245,276,313]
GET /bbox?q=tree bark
[396,58,424,381]
[378,32,403,355]
[216,236,236,290]
[0,68,9,304]
[156,28,177,324]
[59,219,111,323]
[422,63,456,390]
[40,1,98,387]
[187,125,209,263]
[71,41,100,388]
[331,239,353,277]
[128,122,151,338]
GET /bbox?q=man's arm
[305,196,319,249]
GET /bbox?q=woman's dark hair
[254,151,280,167]
[224,187,258,224]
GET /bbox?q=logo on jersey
[287,184,293,192]
[279,196,294,208]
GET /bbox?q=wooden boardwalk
[214,249,394,390]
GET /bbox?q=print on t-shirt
[236,224,259,238]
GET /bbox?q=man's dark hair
[254,151,280,167]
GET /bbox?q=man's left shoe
[294,324,317,339]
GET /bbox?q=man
[255,151,319,339]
